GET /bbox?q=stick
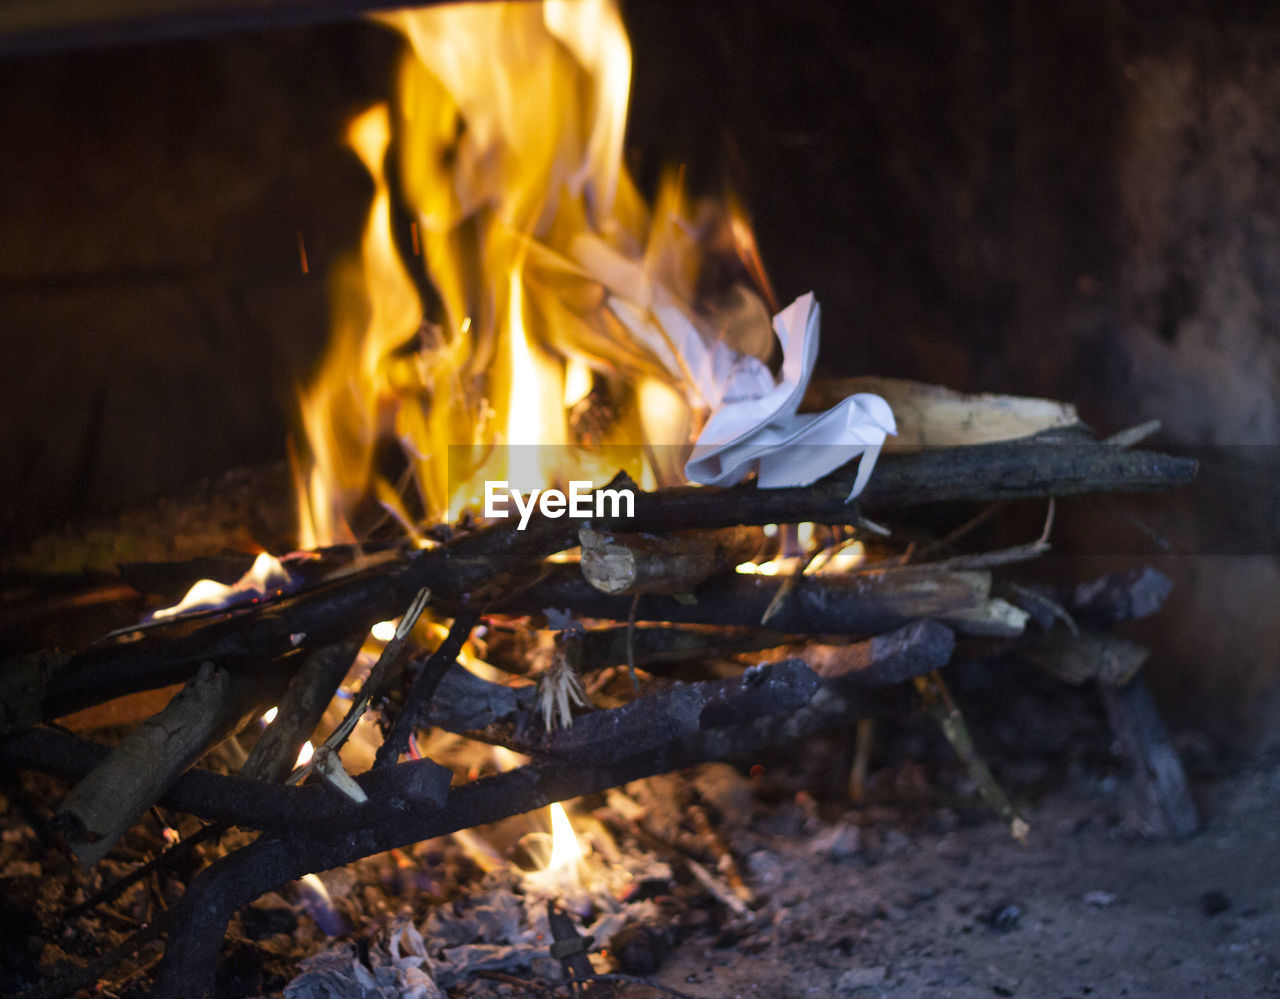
[499,564,1025,638]
[146,620,958,998]
[15,439,1194,728]
[240,634,363,783]
[373,605,483,768]
[578,623,787,673]
[151,676,903,999]
[914,670,1029,844]
[53,660,291,866]
[798,618,956,687]
[579,525,762,595]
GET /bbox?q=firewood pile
[0,378,1198,999]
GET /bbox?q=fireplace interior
[1,3,1279,998]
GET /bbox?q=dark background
[1,1,1278,746]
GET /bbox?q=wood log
[579,526,763,595]
[7,439,1194,730]
[795,619,957,687]
[500,563,1027,638]
[240,635,362,783]
[53,660,290,866]
[803,377,1079,451]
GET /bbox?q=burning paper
[616,291,896,498]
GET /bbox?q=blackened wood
[578,623,786,672]
[19,440,1194,728]
[1068,567,1174,627]
[1098,674,1200,838]
[2,726,452,832]
[152,674,896,999]
[800,618,957,687]
[498,564,1013,637]
[240,634,362,783]
[0,0,454,58]
[374,606,483,768]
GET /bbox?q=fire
[546,801,584,876]
[294,0,762,545]
[150,551,292,620]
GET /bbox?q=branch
[497,564,1025,637]
[2,726,452,833]
[145,622,955,999]
[53,661,290,866]
[13,439,1193,728]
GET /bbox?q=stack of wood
[0,378,1198,999]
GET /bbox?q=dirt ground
[650,756,1280,999]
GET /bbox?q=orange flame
[296,0,767,545]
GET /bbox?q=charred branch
[14,438,1193,729]
[151,669,917,999]
[499,564,1024,637]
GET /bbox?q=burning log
[146,655,923,999]
[3,436,1193,730]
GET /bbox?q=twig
[1103,418,1162,448]
[374,605,483,768]
[928,498,1055,570]
[848,717,875,801]
[500,564,1024,638]
[241,634,363,783]
[914,670,1029,844]
[299,587,430,769]
[17,439,1195,728]
[149,667,914,999]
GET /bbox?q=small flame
[809,540,867,575]
[296,740,315,768]
[150,552,291,620]
[546,801,583,873]
[370,619,398,643]
[262,706,279,725]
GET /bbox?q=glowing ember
[150,552,292,621]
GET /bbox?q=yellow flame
[294,0,764,546]
[547,801,583,873]
[151,552,290,620]
[296,740,315,768]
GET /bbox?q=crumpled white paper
[613,291,895,499]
